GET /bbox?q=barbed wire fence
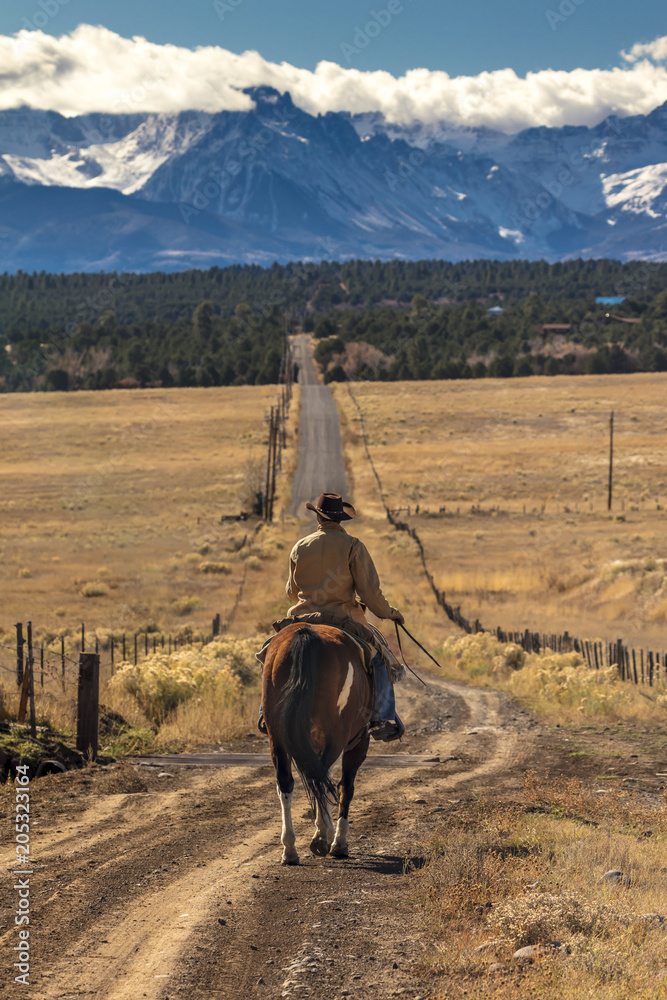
[262,334,295,521]
[0,607,253,770]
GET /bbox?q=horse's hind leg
[272,743,299,866]
[310,795,335,857]
[330,732,370,859]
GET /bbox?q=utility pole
[269,408,279,521]
[607,410,614,511]
[263,407,272,521]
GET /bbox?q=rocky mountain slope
[0,88,665,271]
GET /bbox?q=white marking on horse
[330,817,350,858]
[337,661,354,714]
[277,784,299,865]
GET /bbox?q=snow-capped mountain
[0,88,665,271]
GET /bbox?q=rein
[394,622,443,687]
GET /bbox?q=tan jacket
[286,520,398,625]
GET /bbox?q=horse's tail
[280,627,336,813]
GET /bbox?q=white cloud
[1,25,667,133]
[622,35,667,63]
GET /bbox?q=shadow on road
[331,853,427,875]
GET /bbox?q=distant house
[487,306,504,316]
[595,296,626,305]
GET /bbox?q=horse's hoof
[329,845,349,859]
[281,854,299,866]
[310,837,330,857]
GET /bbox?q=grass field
[0,385,300,646]
[4,367,667,739]
[332,373,667,651]
[8,370,665,662]
[414,768,667,1000]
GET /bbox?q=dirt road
[288,334,348,516]
[0,673,538,999]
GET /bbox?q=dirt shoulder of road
[2,673,667,1000]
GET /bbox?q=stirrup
[369,716,404,742]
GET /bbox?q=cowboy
[258,492,405,742]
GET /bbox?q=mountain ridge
[0,89,665,271]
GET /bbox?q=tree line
[0,258,665,390]
[314,291,667,382]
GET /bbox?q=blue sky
[3,0,665,77]
[1,1,666,130]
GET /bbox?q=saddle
[269,612,406,683]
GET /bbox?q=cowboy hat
[306,492,356,521]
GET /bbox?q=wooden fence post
[17,666,30,723]
[15,622,24,687]
[27,621,36,739]
[76,652,100,761]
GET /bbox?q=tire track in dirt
[0,674,537,1000]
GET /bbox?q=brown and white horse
[262,622,372,865]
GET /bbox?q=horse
[262,621,372,865]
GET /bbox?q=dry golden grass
[5,368,667,742]
[332,374,667,652]
[0,383,305,743]
[437,632,667,727]
[415,773,667,999]
[0,632,264,753]
[0,385,300,648]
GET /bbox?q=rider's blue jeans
[372,653,396,721]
